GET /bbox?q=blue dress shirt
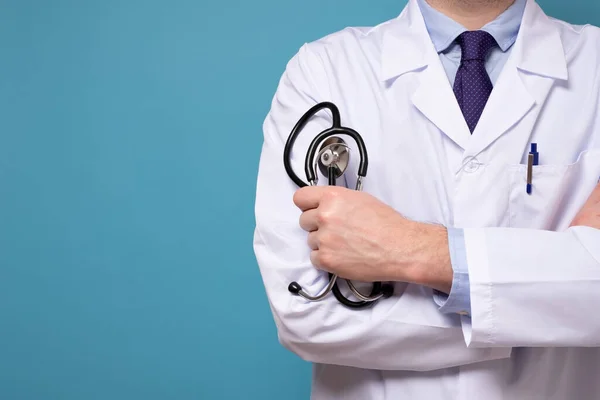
[416,0,527,315]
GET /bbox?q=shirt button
[463,157,480,173]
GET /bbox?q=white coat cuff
[460,228,496,347]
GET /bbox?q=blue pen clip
[526,143,538,195]
[530,143,539,165]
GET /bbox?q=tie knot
[456,30,497,61]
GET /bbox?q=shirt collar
[416,0,527,53]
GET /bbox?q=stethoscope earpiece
[288,282,302,295]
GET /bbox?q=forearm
[254,226,511,371]
[398,221,600,348]
[388,222,454,295]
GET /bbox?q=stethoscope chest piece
[317,137,350,180]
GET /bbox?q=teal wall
[1,1,598,399]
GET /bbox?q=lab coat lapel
[411,58,472,150]
[381,0,471,150]
[466,0,568,156]
[466,58,536,156]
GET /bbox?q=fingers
[310,250,326,271]
[310,250,333,273]
[299,209,319,232]
[586,182,600,206]
[293,186,326,211]
[293,186,344,211]
[570,182,600,228]
[307,231,319,250]
[310,250,320,270]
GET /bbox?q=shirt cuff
[433,227,471,316]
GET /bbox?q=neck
[425,0,516,30]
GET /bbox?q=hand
[293,186,453,292]
[570,183,600,228]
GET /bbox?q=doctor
[253,0,600,398]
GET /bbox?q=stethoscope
[283,101,394,309]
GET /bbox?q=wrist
[391,222,453,293]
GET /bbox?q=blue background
[0,0,598,399]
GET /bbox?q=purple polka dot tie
[453,31,497,133]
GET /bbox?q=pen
[526,143,538,195]
[526,153,533,194]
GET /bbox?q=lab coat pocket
[507,149,600,230]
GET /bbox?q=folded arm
[253,44,511,371]
[429,184,600,348]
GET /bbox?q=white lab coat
[253,0,600,398]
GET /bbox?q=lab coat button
[463,157,480,173]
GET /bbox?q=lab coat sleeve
[461,226,600,348]
[253,44,512,372]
